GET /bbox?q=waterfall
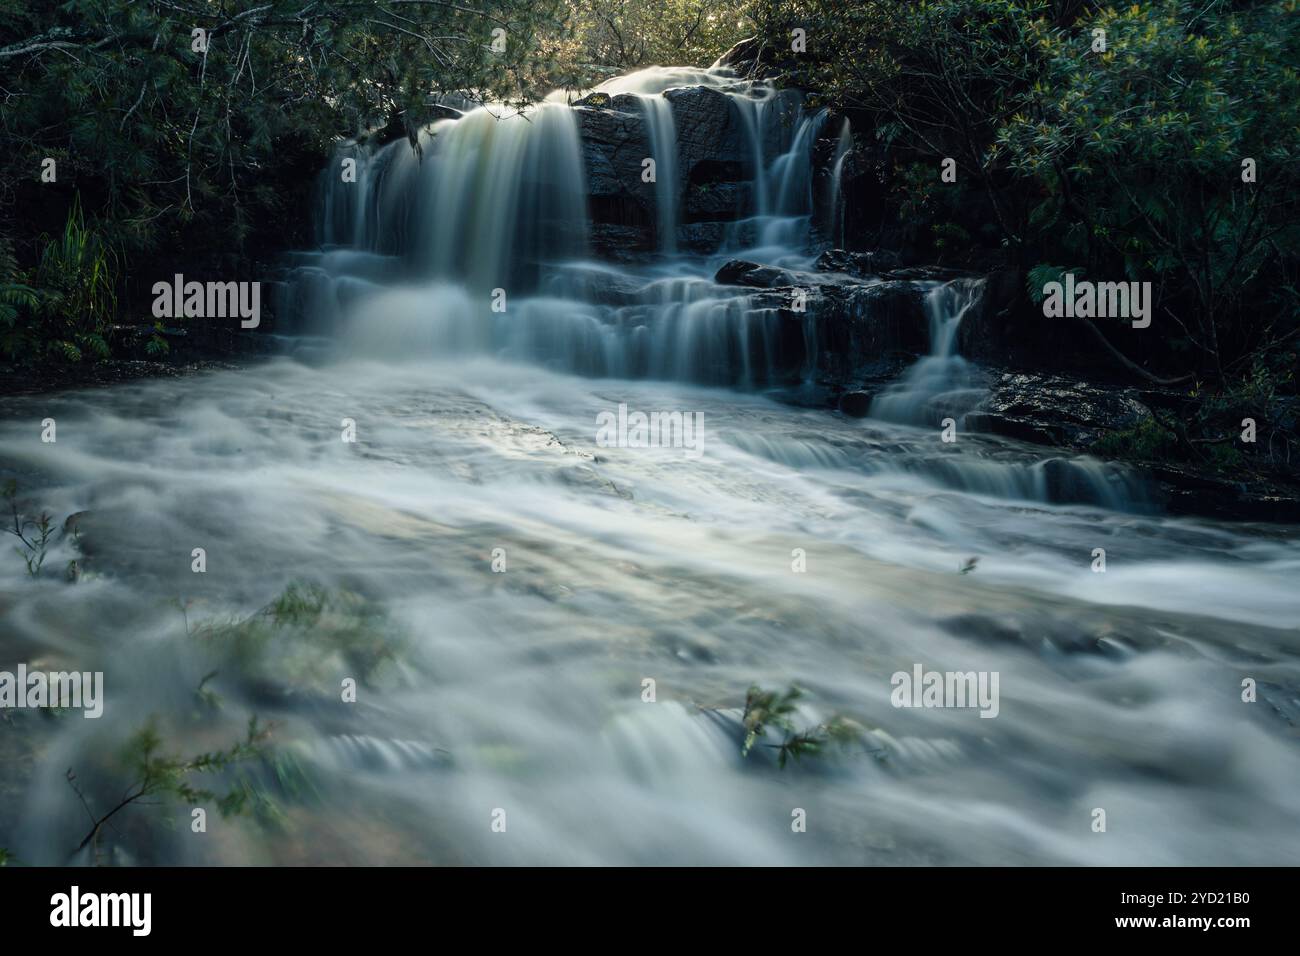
[308,101,588,291]
[870,279,986,426]
[631,94,680,252]
[282,65,832,385]
[827,119,852,247]
[275,64,1156,513]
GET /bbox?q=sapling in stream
[66,715,272,861]
[739,684,864,769]
[3,480,56,577]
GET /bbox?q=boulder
[837,391,873,418]
[713,259,930,379]
[714,259,798,288]
[684,180,749,222]
[814,248,904,277]
[677,222,729,254]
[664,86,749,171]
[575,102,655,249]
[966,373,1155,447]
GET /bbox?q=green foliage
[120,715,269,813]
[740,684,863,768]
[0,238,41,360]
[191,581,405,693]
[0,198,120,365]
[3,480,57,577]
[555,0,747,86]
[72,714,272,852]
[31,198,118,364]
[1026,263,1084,304]
[755,0,1299,384]
[741,683,802,756]
[998,1,1300,370]
[1092,415,1179,461]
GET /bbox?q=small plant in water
[3,480,56,577]
[67,715,271,857]
[740,684,863,769]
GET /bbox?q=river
[1,66,1297,867]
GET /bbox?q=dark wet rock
[684,180,748,221]
[837,391,873,418]
[1037,457,1142,508]
[574,90,613,108]
[714,260,930,380]
[1143,464,1300,523]
[677,222,729,254]
[425,104,463,123]
[879,265,978,283]
[829,356,917,409]
[712,36,768,77]
[938,614,1025,649]
[551,265,649,305]
[714,259,798,288]
[664,86,750,172]
[815,248,904,277]
[576,102,655,249]
[588,223,653,260]
[576,86,761,259]
[814,282,929,378]
[966,373,1155,448]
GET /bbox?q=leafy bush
[33,198,117,363]
[754,0,1299,385]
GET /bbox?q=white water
[3,65,1299,867]
[871,279,987,427]
[632,94,680,252]
[827,119,852,248]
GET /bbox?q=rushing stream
[1,66,1298,866]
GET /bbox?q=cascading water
[285,66,826,387]
[3,62,1298,869]
[632,94,680,252]
[827,119,852,248]
[283,66,1152,509]
[871,279,986,427]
